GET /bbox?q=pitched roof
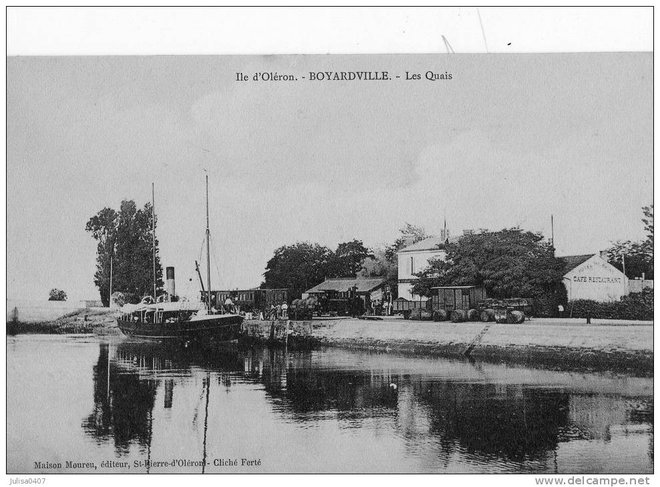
[398,236,459,253]
[559,254,596,274]
[431,285,481,289]
[305,277,386,294]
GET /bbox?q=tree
[48,288,67,301]
[358,248,399,296]
[86,200,163,306]
[411,228,566,312]
[359,223,429,299]
[262,242,333,299]
[606,205,653,279]
[384,223,429,262]
[642,204,653,250]
[606,241,653,280]
[328,239,374,277]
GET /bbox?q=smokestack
[166,267,176,300]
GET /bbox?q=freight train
[396,285,531,323]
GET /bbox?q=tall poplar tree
[86,200,163,306]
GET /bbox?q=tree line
[261,224,427,299]
[86,199,652,310]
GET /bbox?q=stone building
[397,233,456,301]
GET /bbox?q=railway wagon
[430,286,527,323]
[202,289,290,312]
[392,297,431,319]
[432,286,486,312]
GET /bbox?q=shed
[305,277,386,297]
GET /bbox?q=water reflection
[81,341,652,473]
[82,342,244,456]
[82,343,158,454]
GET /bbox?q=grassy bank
[6,308,120,335]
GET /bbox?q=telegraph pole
[152,183,156,299]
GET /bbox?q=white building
[397,235,454,301]
[561,253,628,302]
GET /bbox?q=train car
[428,285,487,322]
[202,288,290,313]
[428,286,528,323]
[392,297,431,319]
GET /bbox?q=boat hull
[117,314,244,343]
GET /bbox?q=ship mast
[205,175,212,312]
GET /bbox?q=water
[7,335,653,474]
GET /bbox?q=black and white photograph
[5,6,654,480]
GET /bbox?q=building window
[409,256,414,275]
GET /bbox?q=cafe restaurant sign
[563,254,628,302]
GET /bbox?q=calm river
[7,335,653,474]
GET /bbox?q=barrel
[409,308,422,320]
[467,309,480,321]
[494,309,508,323]
[433,309,448,321]
[420,309,433,321]
[480,309,495,322]
[507,310,526,324]
[450,309,467,323]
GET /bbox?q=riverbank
[7,312,653,374]
[243,317,654,375]
[6,308,120,335]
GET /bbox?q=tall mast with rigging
[205,175,212,312]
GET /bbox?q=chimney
[166,266,176,300]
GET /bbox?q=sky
[7,53,652,302]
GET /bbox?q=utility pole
[109,255,113,307]
[550,214,555,254]
[152,182,157,300]
[622,253,626,277]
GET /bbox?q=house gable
[562,254,628,302]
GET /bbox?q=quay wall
[242,318,653,374]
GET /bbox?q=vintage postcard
[6,17,653,479]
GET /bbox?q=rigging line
[476,8,489,53]
[198,237,206,265]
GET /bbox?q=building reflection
[252,349,653,468]
[82,342,653,470]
